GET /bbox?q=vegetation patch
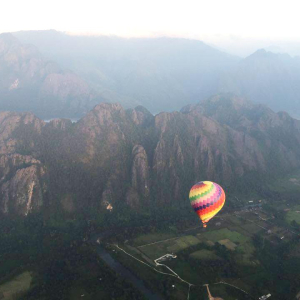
[268,170,300,193]
[204,240,215,246]
[286,205,300,224]
[218,239,237,250]
[133,232,176,247]
[241,223,263,234]
[201,228,249,244]
[166,235,200,253]
[228,216,244,226]
[138,244,167,260]
[0,271,32,300]
[138,235,201,259]
[190,249,221,261]
[112,248,188,300]
[236,243,256,265]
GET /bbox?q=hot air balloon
[189,181,225,227]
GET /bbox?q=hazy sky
[2,0,300,56]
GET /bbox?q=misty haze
[1,1,300,300]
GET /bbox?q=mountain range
[1,94,300,217]
[0,33,104,119]
[8,30,300,119]
[219,49,300,118]
[13,30,238,114]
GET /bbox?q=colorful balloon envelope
[189,181,225,227]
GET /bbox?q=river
[91,234,163,300]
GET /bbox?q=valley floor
[94,202,300,300]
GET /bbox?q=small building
[259,294,271,300]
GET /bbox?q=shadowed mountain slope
[1,94,300,217]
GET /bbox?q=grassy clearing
[241,223,263,234]
[236,242,256,265]
[136,226,256,276]
[268,170,300,193]
[190,249,221,261]
[286,205,300,224]
[166,236,200,253]
[166,260,204,286]
[133,232,176,246]
[139,244,167,260]
[286,211,300,224]
[199,228,255,265]
[218,239,237,250]
[0,271,32,300]
[139,235,201,259]
[228,216,245,226]
[226,225,253,238]
[201,228,249,244]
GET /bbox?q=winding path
[92,228,257,299]
[91,235,163,300]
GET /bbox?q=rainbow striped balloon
[189,181,225,227]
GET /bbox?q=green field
[133,232,176,246]
[190,249,221,261]
[166,236,200,253]
[269,169,300,193]
[0,271,32,300]
[200,228,249,244]
[241,223,263,234]
[121,223,265,299]
[218,239,237,250]
[198,228,256,264]
[137,228,255,264]
[236,243,256,265]
[228,217,244,226]
[286,205,300,224]
[139,235,201,259]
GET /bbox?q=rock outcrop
[0,112,46,215]
[2,94,300,216]
[126,145,150,208]
[0,155,46,215]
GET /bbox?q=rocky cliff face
[2,95,300,217]
[126,145,150,207]
[0,112,46,215]
[185,94,300,173]
[0,154,46,215]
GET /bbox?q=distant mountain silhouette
[219,49,300,118]
[0,33,104,118]
[5,30,300,119]
[13,30,239,113]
